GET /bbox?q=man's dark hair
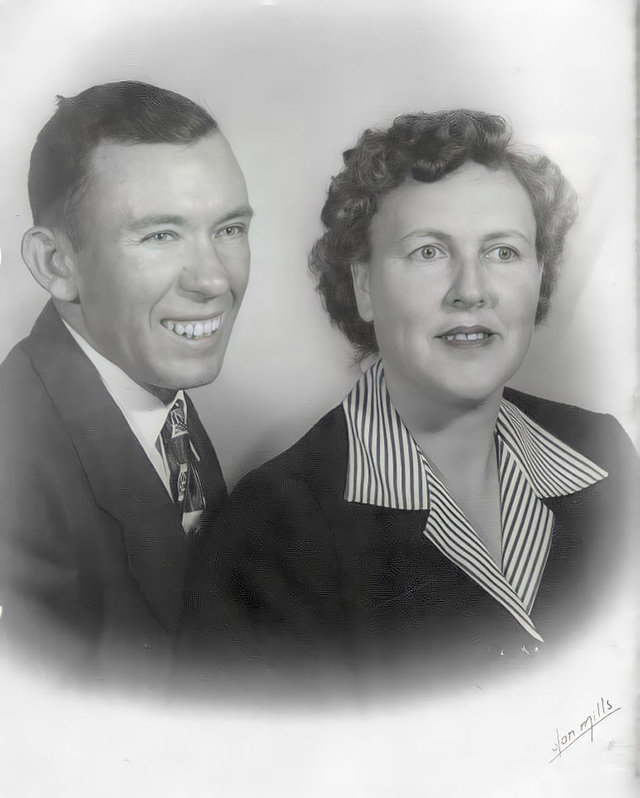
[28,81,219,244]
[309,109,578,362]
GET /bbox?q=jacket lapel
[24,303,188,632]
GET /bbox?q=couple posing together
[0,81,634,698]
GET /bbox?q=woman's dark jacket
[181,388,637,694]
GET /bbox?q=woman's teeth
[442,332,490,342]
[162,316,221,339]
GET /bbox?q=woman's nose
[444,255,491,308]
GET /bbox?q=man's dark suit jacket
[0,302,226,689]
[182,389,637,697]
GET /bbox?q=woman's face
[352,162,542,411]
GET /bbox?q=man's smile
[161,314,222,339]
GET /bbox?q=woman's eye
[488,246,518,262]
[411,244,443,261]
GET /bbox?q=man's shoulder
[0,304,128,478]
[0,302,73,378]
[0,335,37,383]
[0,332,53,417]
[0,304,87,418]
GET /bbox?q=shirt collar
[342,360,608,509]
[62,319,183,452]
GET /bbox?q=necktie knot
[167,400,188,439]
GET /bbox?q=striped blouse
[342,360,608,641]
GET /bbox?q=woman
[183,110,636,692]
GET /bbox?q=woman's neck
[385,374,502,504]
[384,372,501,477]
[384,366,505,564]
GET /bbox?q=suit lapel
[24,303,189,632]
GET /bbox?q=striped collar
[342,360,608,640]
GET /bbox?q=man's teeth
[162,317,221,339]
[442,332,490,342]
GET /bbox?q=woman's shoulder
[503,387,637,473]
[231,404,349,499]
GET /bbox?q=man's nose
[178,238,231,297]
[444,253,492,308]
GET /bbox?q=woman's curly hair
[309,109,578,361]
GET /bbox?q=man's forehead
[78,133,247,212]
[86,132,230,174]
[72,132,250,233]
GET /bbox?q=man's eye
[218,225,244,238]
[487,246,518,262]
[144,232,176,244]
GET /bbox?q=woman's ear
[21,226,80,302]
[350,261,374,322]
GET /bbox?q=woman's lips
[437,326,495,345]
[441,331,491,342]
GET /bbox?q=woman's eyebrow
[398,229,453,243]
[482,230,532,244]
[396,229,533,246]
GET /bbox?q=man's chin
[142,363,224,401]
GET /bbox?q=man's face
[66,133,252,398]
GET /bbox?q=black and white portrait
[0,0,636,795]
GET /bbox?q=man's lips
[437,325,495,343]
[161,314,222,340]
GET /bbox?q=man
[0,81,252,688]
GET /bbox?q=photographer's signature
[550,697,620,763]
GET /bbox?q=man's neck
[56,303,177,407]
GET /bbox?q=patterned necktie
[160,397,205,518]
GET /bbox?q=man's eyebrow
[124,206,254,232]
[125,215,189,232]
[217,206,254,224]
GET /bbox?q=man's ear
[21,226,80,302]
[350,261,374,322]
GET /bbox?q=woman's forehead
[371,163,536,242]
